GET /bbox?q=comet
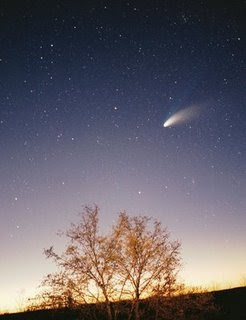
[163,106,199,128]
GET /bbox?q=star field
[0,1,245,311]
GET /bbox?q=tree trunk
[110,302,115,320]
[106,303,112,320]
[134,291,140,320]
[105,300,115,320]
[135,300,140,320]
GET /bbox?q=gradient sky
[0,1,245,312]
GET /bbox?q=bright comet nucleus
[163,106,200,127]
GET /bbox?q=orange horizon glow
[1,274,245,314]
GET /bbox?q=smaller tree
[112,213,181,320]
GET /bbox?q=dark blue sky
[0,0,245,311]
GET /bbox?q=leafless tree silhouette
[31,205,215,320]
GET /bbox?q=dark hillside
[1,286,246,320]
[210,286,246,320]
[0,309,78,320]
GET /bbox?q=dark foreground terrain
[1,286,246,320]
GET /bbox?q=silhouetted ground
[209,286,246,320]
[1,286,246,320]
[0,309,76,320]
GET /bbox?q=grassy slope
[1,286,246,320]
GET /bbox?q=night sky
[0,1,245,311]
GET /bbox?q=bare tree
[112,213,181,320]
[35,205,214,320]
[43,205,120,320]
